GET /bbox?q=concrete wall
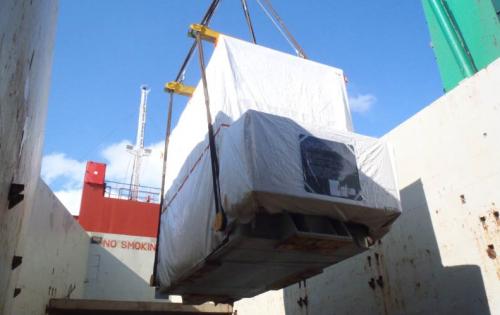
[10,179,89,315]
[0,0,58,313]
[84,232,157,301]
[235,58,500,315]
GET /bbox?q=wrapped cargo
[162,35,353,195]
[156,35,401,303]
[217,110,401,236]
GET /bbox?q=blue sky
[42,0,443,214]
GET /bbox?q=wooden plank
[47,299,232,315]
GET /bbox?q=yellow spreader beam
[164,81,195,97]
[189,24,220,43]
[164,25,221,97]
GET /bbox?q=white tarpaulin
[157,36,400,289]
[164,35,353,192]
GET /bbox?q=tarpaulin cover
[157,36,401,289]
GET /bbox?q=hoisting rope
[152,0,222,287]
[151,93,173,287]
[241,0,257,44]
[174,0,222,82]
[255,0,307,59]
[153,0,307,287]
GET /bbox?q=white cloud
[42,140,165,215]
[349,94,376,113]
[138,142,165,188]
[41,153,86,188]
[101,140,135,184]
[53,189,83,215]
[102,140,164,188]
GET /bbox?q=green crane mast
[423,0,500,91]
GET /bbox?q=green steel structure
[423,0,500,91]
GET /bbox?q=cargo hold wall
[235,58,500,314]
[83,232,157,301]
[10,179,89,315]
[0,0,58,313]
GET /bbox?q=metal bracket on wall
[8,183,25,209]
[13,288,21,298]
[11,255,22,270]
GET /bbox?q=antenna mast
[127,85,152,200]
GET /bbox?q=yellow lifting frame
[164,81,195,97]
[189,24,220,43]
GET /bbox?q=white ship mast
[126,85,152,200]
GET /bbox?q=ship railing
[104,180,160,204]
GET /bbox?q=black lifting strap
[195,32,227,232]
[152,0,223,287]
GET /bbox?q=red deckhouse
[78,161,160,238]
